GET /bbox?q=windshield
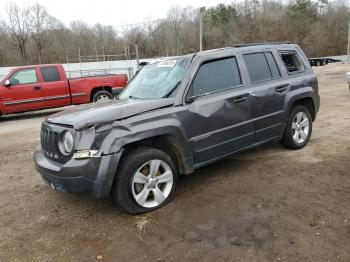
[0,69,11,82]
[119,57,190,100]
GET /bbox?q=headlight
[62,131,74,154]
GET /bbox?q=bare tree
[1,3,31,64]
[1,1,350,66]
[29,3,58,64]
[167,6,183,55]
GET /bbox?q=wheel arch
[290,97,316,121]
[285,89,316,121]
[118,134,194,176]
[90,86,113,102]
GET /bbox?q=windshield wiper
[162,81,181,98]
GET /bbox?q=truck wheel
[280,105,312,150]
[113,147,178,214]
[92,90,113,102]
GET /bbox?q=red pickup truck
[0,64,128,116]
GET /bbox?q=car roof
[196,43,298,57]
[151,43,296,64]
[12,64,62,70]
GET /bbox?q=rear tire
[113,147,178,214]
[280,105,312,150]
[92,90,113,102]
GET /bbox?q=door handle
[233,96,248,103]
[34,86,42,90]
[275,84,289,93]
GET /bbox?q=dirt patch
[0,63,349,261]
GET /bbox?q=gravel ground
[0,63,349,262]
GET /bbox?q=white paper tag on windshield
[157,60,177,67]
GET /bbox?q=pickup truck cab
[0,64,128,116]
[34,43,320,214]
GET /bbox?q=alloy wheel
[292,112,310,144]
[131,159,174,208]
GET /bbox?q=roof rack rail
[234,42,291,48]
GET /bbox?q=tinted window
[41,66,61,82]
[10,69,38,86]
[191,57,241,97]
[280,51,305,73]
[243,52,280,83]
[265,52,280,78]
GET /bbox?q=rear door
[40,66,70,108]
[182,56,254,165]
[242,51,289,142]
[1,68,44,113]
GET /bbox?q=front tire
[280,105,312,150]
[113,147,177,214]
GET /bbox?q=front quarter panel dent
[102,118,191,155]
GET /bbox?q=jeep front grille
[40,123,72,162]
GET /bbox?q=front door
[182,57,254,165]
[2,68,44,113]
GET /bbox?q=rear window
[279,51,305,73]
[243,52,281,83]
[191,57,242,97]
[41,66,61,82]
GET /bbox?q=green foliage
[204,3,237,26]
[317,0,328,6]
[288,0,317,17]
[288,0,329,16]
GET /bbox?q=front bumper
[33,147,122,198]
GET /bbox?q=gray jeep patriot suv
[34,43,320,214]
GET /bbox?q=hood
[46,98,175,129]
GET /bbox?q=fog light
[73,150,101,159]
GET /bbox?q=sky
[0,0,234,28]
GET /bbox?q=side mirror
[4,80,10,87]
[185,95,196,104]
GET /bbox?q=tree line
[0,0,349,67]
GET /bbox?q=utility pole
[78,47,81,63]
[348,21,350,63]
[94,45,98,62]
[135,44,140,69]
[124,41,129,60]
[199,7,205,52]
